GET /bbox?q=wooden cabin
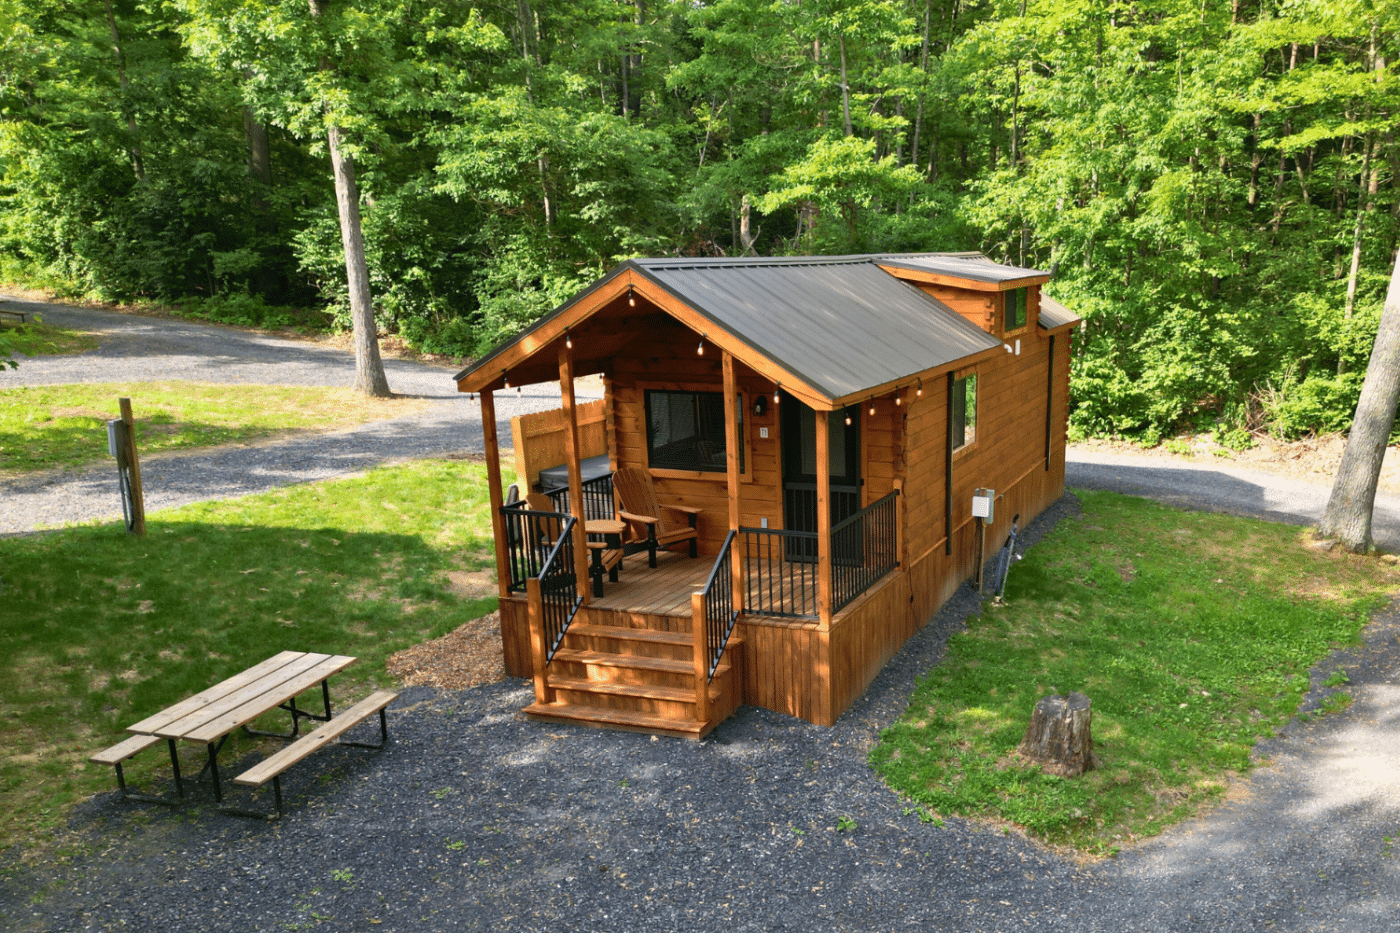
[454,253,1081,738]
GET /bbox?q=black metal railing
[699,530,739,681]
[500,502,568,593]
[740,526,819,618]
[830,490,899,612]
[780,483,861,561]
[544,472,615,522]
[536,515,582,663]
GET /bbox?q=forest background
[1,0,1396,443]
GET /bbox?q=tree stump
[1017,692,1098,777]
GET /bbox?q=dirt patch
[385,611,505,690]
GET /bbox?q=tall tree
[1318,246,1400,552]
[173,0,408,396]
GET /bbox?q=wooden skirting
[497,464,1066,727]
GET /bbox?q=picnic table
[93,650,395,818]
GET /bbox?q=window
[644,390,743,473]
[1005,287,1028,331]
[952,373,977,450]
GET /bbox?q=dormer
[877,253,1051,339]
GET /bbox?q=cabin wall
[609,316,786,554]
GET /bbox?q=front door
[780,394,861,560]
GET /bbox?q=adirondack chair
[612,467,701,567]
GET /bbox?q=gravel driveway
[4,297,1400,931]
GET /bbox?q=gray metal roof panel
[1038,294,1081,330]
[631,257,1001,400]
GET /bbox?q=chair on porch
[612,467,701,567]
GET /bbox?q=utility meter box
[107,419,128,467]
[971,488,995,522]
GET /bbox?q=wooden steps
[523,615,744,740]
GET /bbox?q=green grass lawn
[0,318,98,358]
[0,457,505,852]
[870,490,1399,855]
[0,382,429,473]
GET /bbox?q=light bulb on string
[697,334,706,356]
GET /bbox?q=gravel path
[4,297,1400,931]
[0,293,596,534]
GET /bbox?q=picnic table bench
[90,651,397,819]
[0,306,30,324]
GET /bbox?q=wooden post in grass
[118,398,146,536]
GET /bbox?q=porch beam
[722,351,742,611]
[480,389,511,599]
[816,409,833,626]
[558,345,593,605]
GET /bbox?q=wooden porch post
[691,592,712,725]
[481,389,511,599]
[526,577,553,704]
[558,345,592,604]
[722,352,743,611]
[816,409,833,626]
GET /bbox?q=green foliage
[870,490,1395,852]
[2,0,1398,435]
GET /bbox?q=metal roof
[629,256,1002,400]
[1038,293,1082,330]
[876,252,1048,284]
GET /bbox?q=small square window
[952,374,977,450]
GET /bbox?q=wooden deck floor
[591,549,711,616]
[590,548,820,620]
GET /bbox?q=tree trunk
[103,0,145,181]
[1017,693,1097,777]
[309,0,389,398]
[838,35,853,138]
[1318,247,1400,552]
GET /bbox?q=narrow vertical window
[1005,287,1027,331]
[952,373,977,450]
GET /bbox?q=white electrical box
[972,488,994,521]
[759,427,768,439]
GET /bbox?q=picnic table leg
[167,738,184,799]
[206,743,223,803]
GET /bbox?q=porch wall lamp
[753,394,767,417]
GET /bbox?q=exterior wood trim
[816,409,833,626]
[876,263,1050,291]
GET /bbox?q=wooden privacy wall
[511,399,608,491]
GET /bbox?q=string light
[502,370,510,389]
[868,397,876,416]
[628,285,636,307]
[845,408,852,426]
[697,333,706,356]
[895,392,902,406]
[774,382,780,404]
[565,329,572,350]
[916,377,923,398]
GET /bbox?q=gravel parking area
[5,296,1400,931]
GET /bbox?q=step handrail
[694,530,739,685]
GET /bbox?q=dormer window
[1005,287,1028,332]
